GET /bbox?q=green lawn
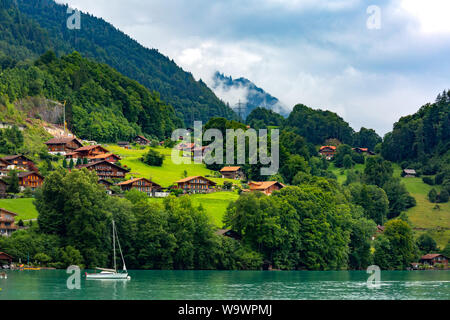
[107,144,241,188]
[0,198,38,221]
[149,191,239,227]
[329,162,365,185]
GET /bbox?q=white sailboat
[86,220,131,280]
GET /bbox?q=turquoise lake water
[0,270,448,300]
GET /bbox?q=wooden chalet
[177,142,195,151]
[174,176,217,194]
[0,208,18,237]
[0,158,10,170]
[248,181,285,195]
[117,177,162,197]
[18,172,44,190]
[215,229,242,240]
[0,179,8,198]
[73,145,110,158]
[403,169,417,177]
[220,166,245,180]
[88,153,121,163]
[419,254,448,268]
[76,160,128,180]
[0,252,13,264]
[134,135,151,145]
[1,155,36,171]
[319,146,337,159]
[117,141,130,149]
[45,137,83,155]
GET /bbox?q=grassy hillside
[149,192,239,227]
[0,198,38,220]
[391,165,450,249]
[331,160,449,249]
[107,144,240,188]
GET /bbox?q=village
[0,131,446,271]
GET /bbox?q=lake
[0,270,449,300]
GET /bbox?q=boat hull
[86,272,130,280]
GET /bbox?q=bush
[435,172,445,185]
[422,177,435,185]
[142,149,164,166]
[438,190,449,203]
[428,188,438,203]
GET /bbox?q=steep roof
[319,146,336,151]
[117,177,161,188]
[45,137,82,146]
[249,181,285,191]
[88,153,121,160]
[0,208,18,216]
[220,166,241,172]
[420,253,446,260]
[74,145,109,152]
[76,160,128,172]
[175,176,217,185]
[2,154,33,162]
[18,171,44,179]
[135,135,150,142]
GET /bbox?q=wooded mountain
[0,0,236,125]
[0,51,183,142]
[212,72,288,119]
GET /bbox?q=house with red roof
[248,181,285,195]
[220,166,245,180]
[174,176,217,194]
[319,146,336,159]
[419,254,448,268]
[45,137,83,155]
[117,177,162,197]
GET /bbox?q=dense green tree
[142,149,164,167]
[349,184,389,225]
[363,156,393,188]
[416,234,438,254]
[5,169,19,193]
[428,188,438,203]
[353,127,381,151]
[373,219,417,270]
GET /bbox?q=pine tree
[69,159,74,169]
[62,158,67,168]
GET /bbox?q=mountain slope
[212,72,288,119]
[1,0,236,125]
[0,51,183,142]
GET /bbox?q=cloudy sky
[56,0,450,135]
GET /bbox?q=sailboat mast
[112,220,116,272]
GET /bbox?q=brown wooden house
[18,172,44,190]
[134,135,151,145]
[73,145,110,158]
[0,208,18,237]
[76,160,128,180]
[1,155,36,171]
[419,254,448,268]
[174,176,217,194]
[88,153,121,163]
[248,181,285,195]
[0,179,8,198]
[220,166,245,180]
[117,177,162,197]
[45,137,83,155]
[0,158,10,170]
[319,146,336,159]
[0,252,13,264]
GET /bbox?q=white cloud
[400,0,450,34]
[54,0,450,135]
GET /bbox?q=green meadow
[106,144,240,188]
[0,198,38,221]
[149,191,239,227]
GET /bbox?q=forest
[0,51,183,142]
[0,0,236,125]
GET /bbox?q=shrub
[428,188,438,203]
[422,177,435,185]
[142,149,164,166]
[438,190,449,203]
[435,172,445,185]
